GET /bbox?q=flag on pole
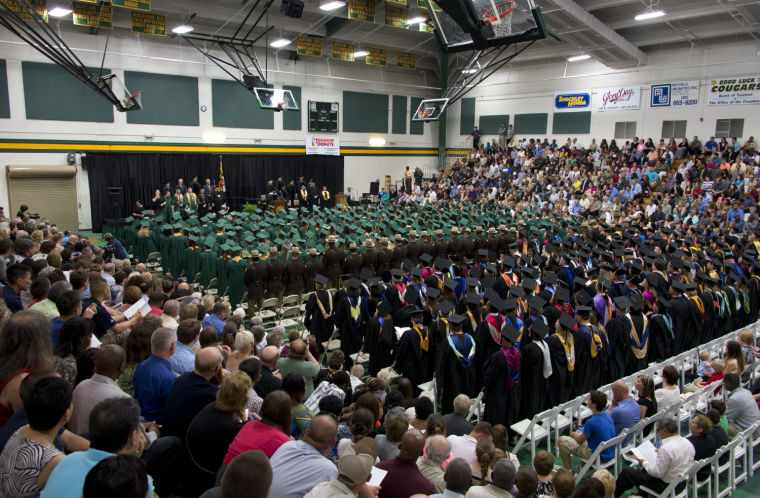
[218,155,226,192]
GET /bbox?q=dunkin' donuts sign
[306,133,340,156]
[596,85,641,111]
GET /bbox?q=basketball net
[483,1,514,38]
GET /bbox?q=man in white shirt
[161,300,180,330]
[614,419,694,497]
[447,422,493,465]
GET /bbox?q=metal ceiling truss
[0,0,137,111]
[180,0,276,90]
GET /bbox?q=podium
[269,199,287,213]
[335,193,348,207]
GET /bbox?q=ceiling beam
[547,0,646,64]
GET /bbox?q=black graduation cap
[410,268,424,278]
[522,278,537,291]
[501,323,520,343]
[378,300,393,317]
[438,299,456,315]
[361,268,374,281]
[574,277,588,288]
[420,253,433,265]
[555,287,570,302]
[448,314,467,328]
[576,305,592,316]
[508,286,524,298]
[576,289,593,307]
[486,263,499,274]
[315,274,329,286]
[435,258,451,271]
[630,260,644,272]
[524,268,540,279]
[502,298,518,312]
[408,306,424,318]
[614,266,628,276]
[426,288,441,300]
[685,283,698,292]
[368,278,382,287]
[671,280,686,292]
[348,278,363,290]
[531,319,549,338]
[443,278,458,291]
[466,278,479,288]
[655,296,670,311]
[559,313,576,331]
[463,294,481,307]
[528,295,546,310]
[340,274,352,282]
[543,272,558,285]
[502,256,516,267]
[669,258,683,270]
[484,289,500,303]
[391,269,404,279]
[532,254,545,266]
[477,249,489,257]
[613,295,630,309]
[629,293,644,312]
[402,259,415,272]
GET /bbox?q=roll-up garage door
[7,165,78,231]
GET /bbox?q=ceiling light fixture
[634,10,665,21]
[354,50,370,57]
[171,25,194,34]
[270,38,291,48]
[407,16,426,25]
[567,54,591,62]
[319,0,346,10]
[462,68,478,74]
[369,137,386,147]
[48,6,73,17]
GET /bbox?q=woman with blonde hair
[226,330,254,371]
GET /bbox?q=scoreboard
[308,101,339,132]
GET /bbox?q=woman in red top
[0,310,54,429]
[224,390,292,463]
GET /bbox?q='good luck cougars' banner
[596,85,640,111]
[707,76,760,106]
[306,133,340,156]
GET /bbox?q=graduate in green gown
[227,245,249,306]
[199,237,218,288]
[168,225,188,278]
[185,237,201,284]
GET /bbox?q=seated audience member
[470,438,496,485]
[634,375,657,425]
[282,372,315,438]
[575,477,607,498]
[69,345,130,434]
[306,370,352,413]
[277,339,320,400]
[654,365,681,414]
[592,469,615,498]
[418,434,451,493]
[133,327,177,422]
[305,439,379,498]
[376,430,436,498]
[431,458,472,498]
[162,347,222,440]
[53,317,93,385]
[491,424,520,469]
[0,377,70,497]
[50,290,87,346]
[410,396,435,431]
[3,264,32,313]
[337,408,375,455]
[161,300,180,330]
[201,303,227,338]
[706,408,729,449]
[29,277,57,319]
[117,321,156,395]
[223,390,292,462]
[238,357,263,416]
[608,381,640,444]
[445,394,474,437]
[41,398,153,498]
[170,319,201,375]
[724,373,760,437]
[550,468,575,498]
[199,450,273,498]
[464,458,517,498]
[534,450,555,497]
[268,413,340,498]
[512,465,539,498]
[558,390,616,469]
[448,422,494,465]
[226,331,255,372]
[614,419,694,498]
[255,345,282,397]
[82,277,141,341]
[376,412,408,462]
[83,454,148,498]
[687,414,718,481]
[185,370,249,495]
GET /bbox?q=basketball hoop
[482,1,515,38]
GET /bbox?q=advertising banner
[596,85,640,111]
[306,134,340,156]
[650,81,699,107]
[554,91,591,112]
[707,76,760,106]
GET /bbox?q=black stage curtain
[84,152,344,231]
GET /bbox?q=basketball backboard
[98,74,142,112]
[412,98,449,121]
[253,88,299,111]
[426,0,547,52]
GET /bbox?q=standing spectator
[497,123,506,149]
[403,167,413,195]
[724,373,760,437]
[471,127,483,150]
[614,419,694,498]
[558,390,616,469]
[132,328,177,422]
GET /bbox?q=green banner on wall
[384,4,408,28]
[112,0,151,11]
[385,0,407,5]
[396,51,416,70]
[72,1,112,28]
[417,0,442,11]
[297,36,322,57]
[332,41,355,62]
[130,10,165,35]
[366,47,387,66]
[1,0,47,22]
[348,0,375,22]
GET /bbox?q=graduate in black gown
[482,323,521,429]
[474,293,507,389]
[436,314,477,414]
[747,264,760,324]
[304,274,335,353]
[605,296,632,381]
[364,301,396,377]
[395,307,431,393]
[572,306,605,397]
[668,281,701,353]
[628,294,650,375]
[335,278,371,356]
[546,313,576,408]
[519,320,551,421]
[463,294,483,338]
[647,297,674,362]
